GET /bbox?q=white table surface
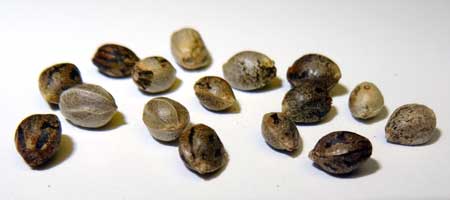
[1,0,449,199]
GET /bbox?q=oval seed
[38,63,82,104]
[385,104,436,145]
[194,76,236,111]
[223,51,277,91]
[282,81,332,124]
[309,131,372,175]
[132,56,177,93]
[92,44,139,77]
[15,114,61,168]
[349,82,385,119]
[143,97,190,142]
[261,112,300,152]
[287,54,341,91]
[171,28,211,70]
[179,124,227,174]
[59,83,117,128]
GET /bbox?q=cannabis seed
[179,124,227,175]
[15,114,61,168]
[92,44,139,77]
[309,131,372,175]
[171,28,211,70]
[38,63,82,104]
[385,104,437,145]
[282,81,332,124]
[287,54,341,91]
[59,83,117,128]
[261,112,300,152]
[132,56,177,93]
[143,97,190,142]
[194,76,236,111]
[349,82,384,119]
[223,51,277,91]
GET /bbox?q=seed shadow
[266,136,303,158]
[154,137,180,147]
[138,78,183,96]
[68,111,126,131]
[245,77,282,93]
[313,158,380,178]
[205,100,241,114]
[296,106,338,126]
[48,103,59,110]
[35,135,74,170]
[356,106,389,125]
[330,83,348,97]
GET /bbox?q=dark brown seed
[282,81,332,124]
[38,63,82,104]
[309,131,372,175]
[261,112,300,152]
[385,104,437,145]
[92,44,139,77]
[194,76,236,111]
[179,124,227,174]
[15,114,62,168]
[287,54,341,91]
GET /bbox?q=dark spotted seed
[132,56,176,93]
[179,124,227,175]
[309,131,372,175]
[38,63,82,104]
[92,44,139,77]
[261,112,300,152]
[15,114,62,168]
[194,76,236,111]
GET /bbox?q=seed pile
[15,27,438,179]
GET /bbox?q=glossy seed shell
[92,44,139,77]
[171,28,211,70]
[132,56,176,93]
[349,82,384,119]
[38,63,82,104]
[261,112,300,152]
[194,76,236,111]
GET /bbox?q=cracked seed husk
[171,28,211,70]
[92,44,139,77]
[261,112,300,152]
[132,56,176,93]
[194,76,236,111]
[349,82,384,119]
[38,63,82,104]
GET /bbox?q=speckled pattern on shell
[143,97,190,142]
[194,76,236,111]
[15,114,61,168]
[385,104,436,145]
[309,131,372,175]
[179,124,227,174]
[287,54,341,91]
[223,51,277,91]
[38,63,82,104]
[171,28,211,70]
[132,56,176,93]
[92,44,139,77]
[59,83,117,128]
[349,82,384,119]
[261,112,300,152]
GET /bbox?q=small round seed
[15,114,61,168]
[309,131,372,175]
[59,83,117,128]
[179,124,227,175]
[92,44,139,77]
[261,112,300,152]
[287,54,341,91]
[171,28,211,70]
[132,56,177,93]
[223,51,277,91]
[38,63,82,104]
[282,81,332,124]
[194,76,236,111]
[143,97,190,142]
[349,82,385,119]
[385,104,436,145]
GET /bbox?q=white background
[1,0,449,199]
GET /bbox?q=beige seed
[171,28,211,70]
[132,56,176,93]
[349,82,384,119]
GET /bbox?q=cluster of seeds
[15,27,437,178]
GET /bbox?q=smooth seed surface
[194,76,236,111]
[261,112,300,152]
[171,28,211,70]
[132,56,176,93]
[38,63,82,104]
[349,82,384,119]
[92,44,139,77]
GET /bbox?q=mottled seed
[38,63,82,104]
[261,112,300,152]
[92,44,139,77]
[143,97,190,142]
[15,114,61,168]
[179,124,227,174]
[309,131,372,175]
[349,82,385,119]
[59,83,117,128]
[287,54,341,91]
[282,81,332,124]
[194,76,236,111]
[223,51,277,91]
[385,104,437,145]
[132,56,177,93]
[171,28,211,70]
